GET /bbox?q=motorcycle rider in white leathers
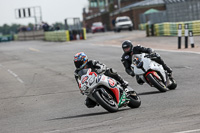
[121,40,172,85]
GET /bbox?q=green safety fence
[0,35,13,42]
[140,20,200,36]
[14,34,18,40]
[45,30,68,42]
[139,23,146,30]
[44,28,86,42]
[2,29,87,42]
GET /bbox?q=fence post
[184,24,188,48]
[178,24,182,49]
[146,24,149,37]
[189,31,195,48]
[151,24,154,36]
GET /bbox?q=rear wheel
[146,73,168,92]
[127,91,141,108]
[93,89,118,113]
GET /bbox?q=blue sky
[0,0,88,26]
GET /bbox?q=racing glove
[129,71,135,77]
[96,64,106,74]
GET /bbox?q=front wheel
[93,89,118,113]
[168,78,177,90]
[127,91,141,108]
[146,73,168,92]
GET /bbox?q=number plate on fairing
[108,78,117,88]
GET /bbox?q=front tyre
[168,78,177,90]
[146,73,168,92]
[93,89,118,113]
[127,91,141,108]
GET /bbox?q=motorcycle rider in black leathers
[74,52,128,108]
[121,40,172,85]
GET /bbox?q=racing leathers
[121,45,172,84]
[74,60,128,108]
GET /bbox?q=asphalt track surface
[0,31,200,133]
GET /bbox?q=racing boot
[136,75,144,85]
[85,97,96,108]
[163,64,172,74]
[153,57,172,74]
[162,64,173,79]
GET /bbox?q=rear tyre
[168,78,177,90]
[93,89,118,113]
[146,73,168,92]
[127,91,141,108]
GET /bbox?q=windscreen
[117,18,129,22]
[78,68,89,77]
[92,23,102,27]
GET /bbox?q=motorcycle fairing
[118,91,130,107]
[110,88,120,104]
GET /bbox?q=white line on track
[154,48,200,55]
[43,130,61,133]
[0,64,24,84]
[7,69,24,83]
[97,44,200,55]
[173,129,200,133]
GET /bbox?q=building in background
[140,0,200,26]
[83,0,165,31]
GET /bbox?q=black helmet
[122,40,133,54]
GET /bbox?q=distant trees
[0,24,21,35]
[0,22,66,35]
[52,22,65,30]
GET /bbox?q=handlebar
[144,54,150,58]
[144,53,158,58]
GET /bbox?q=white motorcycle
[131,53,177,92]
[78,68,141,113]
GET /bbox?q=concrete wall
[18,30,44,41]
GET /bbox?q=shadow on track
[48,111,109,121]
[138,91,163,96]
[48,108,131,121]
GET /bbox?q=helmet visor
[74,60,83,69]
[123,47,131,53]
